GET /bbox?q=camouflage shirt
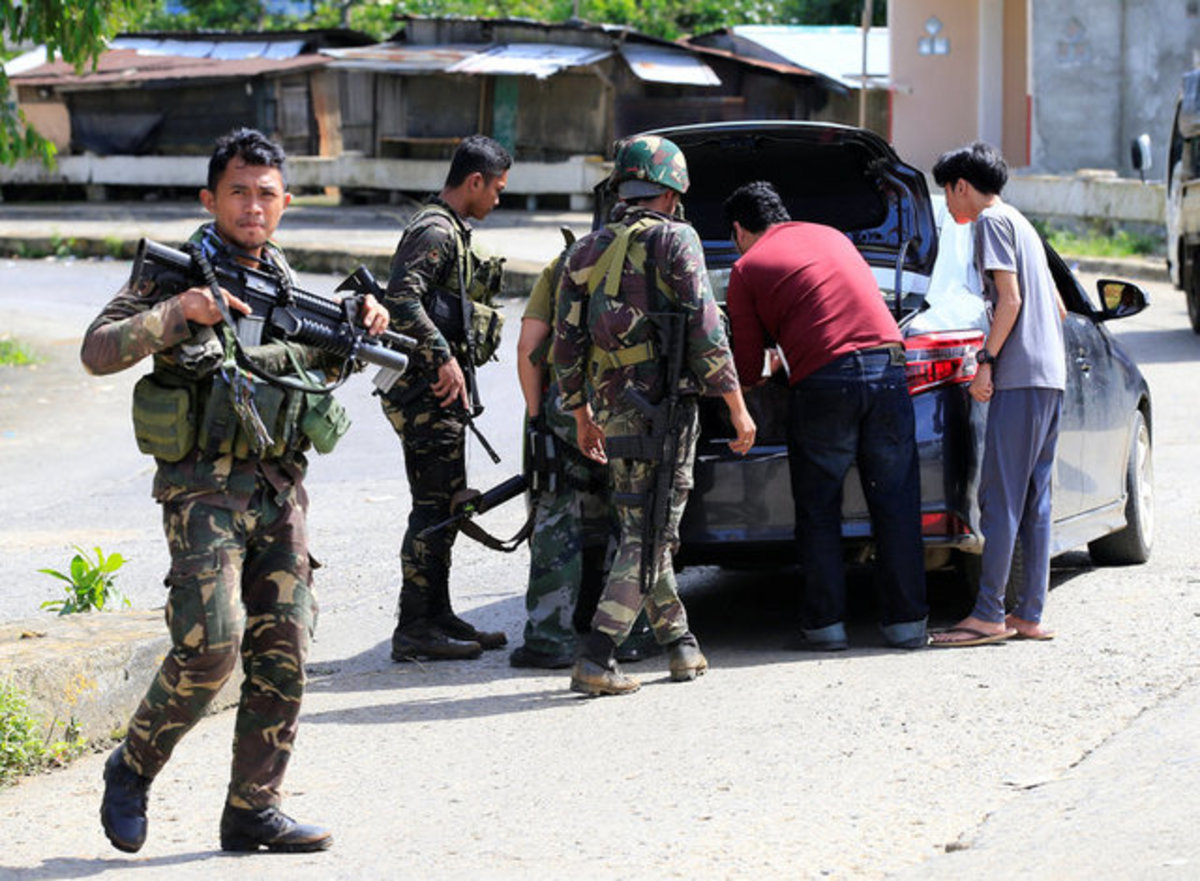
[81,224,315,509]
[551,205,738,422]
[382,197,472,376]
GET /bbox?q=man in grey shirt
[929,141,1066,647]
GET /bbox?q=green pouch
[131,374,195,462]
[468,300,505,366]
[300,392,351,455]
[233,380,288,460]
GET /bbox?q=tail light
[921,511,972,537]
[904,330,985,395]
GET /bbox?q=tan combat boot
[570,657,640,696]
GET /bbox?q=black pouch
[196,375,238,457]
[131,374,195,462]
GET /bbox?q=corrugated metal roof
[10,47,327,88]
[447,43,611,79]
[620,44,720,86]
[109,36,308,60]
[322,42,479,73]
[729,25,888,89]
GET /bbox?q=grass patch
[0,338,40,367]
[1032,220,1163,258]
[0,682,86,785]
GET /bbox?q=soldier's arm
[82,279,223,376]
[383,220,455,373]
[550,265,590,411]
[663,226,740,395]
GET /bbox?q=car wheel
[1188,260,1200,334]
[956,540,1023,613]
[1088,409,1154,565]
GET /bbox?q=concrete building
[889,0,1200,179]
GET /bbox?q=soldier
[379,135,512,661]
[552,135,757,696]
[83,128,389,854]
[510,248,657,669]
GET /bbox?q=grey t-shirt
[975,202,1066,391]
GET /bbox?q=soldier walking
[552,136,756,696]
[84,128,389,853]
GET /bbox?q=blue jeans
[787,349,927,643]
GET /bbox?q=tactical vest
[130,233,349,463]
[407,202,506,367]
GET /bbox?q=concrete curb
[0,234,545,295]
[0,610,241,747]
[1069,254,1170,285]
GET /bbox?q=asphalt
[0,198,1173,748]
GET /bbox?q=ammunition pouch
[423,285,505,368]
[132,374,196,463]
[133,362,349,462]
[300,390,351,454]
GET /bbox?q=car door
[1052,313,1089,521]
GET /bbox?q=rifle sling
[448,489,533,553]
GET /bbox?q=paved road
[0,256,1197,879]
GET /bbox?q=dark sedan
[631,122,1154,594]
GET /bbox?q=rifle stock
[418,474,529,540]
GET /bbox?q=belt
[856,343,906,365]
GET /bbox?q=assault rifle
[131,237,415,392]
[418,474,532,552]
[624,311,687,595]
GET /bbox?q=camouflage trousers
[123,473,316,810]
[592,398,699,646]
[522,401,613,655]
[380,387,466,624]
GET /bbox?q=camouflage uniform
[80,224,326,810]
[519,256,614,658]
[379,197,499,632]
[552,204,739,647]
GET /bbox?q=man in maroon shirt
[724,181,927,650]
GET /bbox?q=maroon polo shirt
[726,221,902,385]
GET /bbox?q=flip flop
[929,625,1017,647]
[1012,628,1056,641]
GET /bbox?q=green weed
[0,682,85,785]
[39,545,130,615]
[0,337,39,367]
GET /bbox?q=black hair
[445,135,513,188]
[931,141,1008,195]
[207,127,287,191]
[723,180,792,233]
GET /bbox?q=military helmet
[612,135,690,199]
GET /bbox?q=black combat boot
[391,619,482,661]
[615,619,663,663]
[431,611,508,650]
[509,644,575,669]
[100,745,151,853]
[570,631,639,696]
[219,804,332,853]
[666,632,709,682]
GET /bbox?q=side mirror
[1097,278,1150,320]
[1131,133,1152,181]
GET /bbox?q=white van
[1165,69,1200,332]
